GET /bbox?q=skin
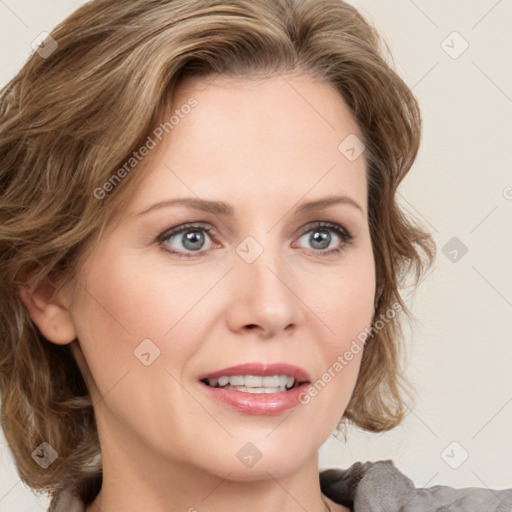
[24,73,376,512]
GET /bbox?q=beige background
[1,0,511,510]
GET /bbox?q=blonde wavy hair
[0,0,435,506]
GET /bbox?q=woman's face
[66,73,375,480]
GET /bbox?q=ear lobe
[19,278,77,345]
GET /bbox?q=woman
[0,1,510,511]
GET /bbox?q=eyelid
[156,222,219,255]
[157,222,217,242]
[156,220,353,257]
[295,220,353,241]
[292,221,353,253]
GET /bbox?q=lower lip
[199,382,310,415]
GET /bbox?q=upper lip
[198,362,310,383]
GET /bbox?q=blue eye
[158,223,215,257]
[157,221,352,258]
[295,222,352,254]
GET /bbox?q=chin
[198,436,319,482]
[213,458,308,482]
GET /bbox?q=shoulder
[320,460,512,512]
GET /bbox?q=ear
[19,277,77,345]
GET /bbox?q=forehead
[171,73,363,149]
[126,73,367,215]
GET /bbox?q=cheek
[308,248,375,400]
[72,250,207,343]
[68,253,198,395]
[67,252,213,447]
[306,249,376,345]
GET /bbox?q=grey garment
[320,460,512,512]
[49,460,512,511]
[49,488,85,512]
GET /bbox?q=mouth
[198,363,311,415]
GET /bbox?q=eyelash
[156,221,353,259]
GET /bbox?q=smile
[198,363,311,415]
[202,374,299,393]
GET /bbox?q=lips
[197,362,311,415]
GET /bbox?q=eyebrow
[137,195,364,217]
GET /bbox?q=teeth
[205,374,297,392]
[224,385,283,394]
[218,376,230,387]
[245,375,263,387]
[263,376,280,387]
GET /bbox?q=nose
[224,242,304,339]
